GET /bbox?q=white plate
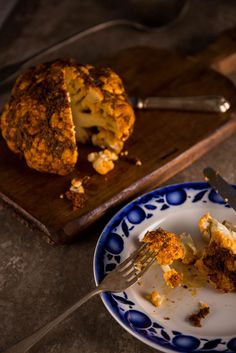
[93,182,236,352]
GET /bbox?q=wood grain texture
[1,45,236,244]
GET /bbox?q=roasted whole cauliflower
[0,59,135,175]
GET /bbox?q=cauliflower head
[1,59,135,175]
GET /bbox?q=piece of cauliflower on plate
[196,213,236,292]
[143,228,185,288]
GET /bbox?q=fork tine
[138,255,157,277]
[126,256,157,287]
[137,249,157,265]
[126,250,157,282]
[119,245,150,274]
[116,242,148,272]
[100,242,159,293]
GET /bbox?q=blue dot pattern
[95,182,235,353]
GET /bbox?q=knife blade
[129,95,230,113]
[203,167,236,211]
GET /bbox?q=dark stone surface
[0,1,236,352]
[1,0,236,67]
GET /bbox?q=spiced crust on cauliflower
[1,59,135,175]
[196,213,236,292]
[143,228,185,265]
[143,228,185,288]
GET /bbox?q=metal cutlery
[3,242,157,353]
[0,17,231,115]
[203,167,236,211]
[129,95,230,112]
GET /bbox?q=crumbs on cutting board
[62,176,91,210]
[120,150,142,166]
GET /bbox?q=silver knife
[129,95,230,113]
[203,167,236,211]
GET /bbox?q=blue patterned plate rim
[93,181,236,353]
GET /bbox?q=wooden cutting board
[1,29,236,244]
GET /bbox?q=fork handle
[3,287,102,353]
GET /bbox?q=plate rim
[93,181,235,353]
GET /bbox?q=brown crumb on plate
[188,302,210,327]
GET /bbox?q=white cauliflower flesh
[65,64,135,154]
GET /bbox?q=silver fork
[3,242,157,353]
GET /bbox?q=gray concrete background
[1,1,236,352]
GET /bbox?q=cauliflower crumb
[70,177,85,194]
[119,150,142,166]
[120,150,128,156]
[146,291,164,308]
[87,149,118,175]
[65,177,88,210]
[163,268,183,288]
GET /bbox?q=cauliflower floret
[87,149,118,175]
[143,228,185,265]
[143,228,184,289]
[1,59,135,175]
[196,213,236,292]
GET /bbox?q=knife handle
[138,95,230,113]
